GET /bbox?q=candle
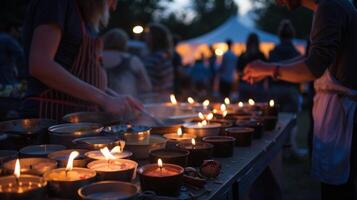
[77,181,138,200]
[187,97,195,105]
[44,151,96,199]
[224,97,230,105]
[138,159,184,196]
[202,100,210,110]
[183,121,221,138]
[19,144,66,158]
[262,99,279,117]
[3,158,57,176]
[163,128,196,149]
[202,136,236,157]
[85,145,132,161]
[177,139,214,167]
[149,149,189,167]
[121,125,151,145]
[87,147,138,182]
[0,159,47,200]
[170,94,177,105]
[225,127,255,147]
[236,120,264,139]
[48,149,89,168]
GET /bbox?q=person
[102,28,152,99]
[0,18,26,120]
[237,33,266,72]
[208,45,217,94]
[190,54,211,97]
[243,0,357,199]
[218,39,237,98]
[172,35,183,96]
[237,33,267,101]
[143,23,174,95]
[268,19,301,112]
[21,0,142,120]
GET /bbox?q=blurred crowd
[0,14,308,120]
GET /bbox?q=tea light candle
[44,151,96,199]
[85,145,132,160]
[176,139,213,167]
[0,159,47,200]
[19,144,66,158]
[183,121,221,138]
[163,128,196,149]
[263,100,279,117]
[225,127,255,147]
[3,158,57,176]
[138,159,184,196]
[149,149,190,167]
[202,99,210,110]
[202,136,236,157]
[87,147,137,182]
[48,149,89,168]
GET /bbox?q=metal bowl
[125,135,167,160]
[78,181,138,200]
[48,123,104,147]
[104,125,151,145]
[3,158,57,176]
[48,149,89,168]
[63,112,123,126]
[0,119,58,148]
[72,136,122,150]
[20,144,66,158]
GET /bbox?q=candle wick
[65,170,69,177]
[15,176,19,186]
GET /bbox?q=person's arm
[244,2,342,84]
[29,24,142,112]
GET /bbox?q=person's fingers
[126,96,143,111]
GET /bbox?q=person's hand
[242,60,275,84]
[100,95,143,115]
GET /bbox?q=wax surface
[0,178,43,193]
[46,170,93,181]
[164,133,195,141]
[86,151,131,160]
[185,123,221,129]
[90,161,136,172]
[143,166,180,177]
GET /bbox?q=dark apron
[26,7,106,120]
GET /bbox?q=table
[195,113,296,200]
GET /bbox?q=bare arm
[242,59,316,84]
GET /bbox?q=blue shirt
[219,50,237,83]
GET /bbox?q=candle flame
[14,159,20,179]
[206,113,214,121]
[220,104,227,112]
[191,138,196,146]
[111,146,122,154]
[158,158,163,168]
[66,151,79,171]
[223,110,228,118]
[238,101,244,108]
[198,112,205,120]
[202,120,208,126]
[212,109,217,114]
[177,128,183,136]
[198,122,203,128]
[224,97,230,105]
[269,100,275,107]
[203,100,210,107]
[170,94,177,105]
[100,147,116,161]
[248,99,255,106]
[187,97,195,104]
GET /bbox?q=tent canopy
[177,16,305,64]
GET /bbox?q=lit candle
[177,139,214,167]
[87,148,138,182]
[238,101,244,108]
[187,97,195,105]
[263,99,278,117]
[0,159,47,199]
[137,158,184,196]
[170,94,177,105]
[202,100,210,110]
[163,128,196,149]
[3,158,57,176]
[183,120,221,138]
[44,151,96,199]
[224,97,230,105]
[248,99,255,106]
[85,145,132,161]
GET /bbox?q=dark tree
[252,0,313,39]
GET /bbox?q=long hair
[146,23,173,57]
[245,33,261,56]
[77,0,110,31]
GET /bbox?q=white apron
[312,70,357,185]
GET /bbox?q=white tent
[177,16,306,64]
